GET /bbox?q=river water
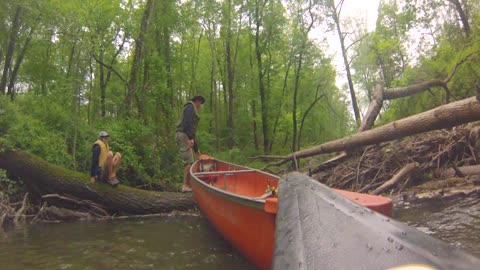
[394,195,480,258]
[0,197,479,269]
[0,213,253,270]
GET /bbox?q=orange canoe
[190,156,393,270]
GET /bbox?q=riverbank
[2,125,480,228]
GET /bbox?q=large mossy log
[0,150,196,215]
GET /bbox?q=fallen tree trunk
[359,53,475,132]
[358,80,384,132]
[359,79,449,132]
[434,165,480,179]
[260,96,480,168]
[0,150,196,215]
[383,79,447,100]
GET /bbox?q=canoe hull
[191,179,275,270]
[190,157,393,270]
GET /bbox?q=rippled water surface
[394,196,480,257]
[1,196,479,270]
[0,214,253,270]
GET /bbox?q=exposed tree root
[1,191,200,228]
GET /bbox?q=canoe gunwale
[190,159,277,211]
[193,169,256,176]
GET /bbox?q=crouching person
[90,131,121,186]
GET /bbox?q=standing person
[90,131,121,186]
[175,95,205,192]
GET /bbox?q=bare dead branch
[13,192,29,226]
[42,194,109,217]
[372,162,418,195]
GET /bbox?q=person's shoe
[107,177,120,187]
[181,186,192,193]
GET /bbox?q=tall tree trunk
[448,0,471,38]
[160,0,173,101]
[252,101,259,150]
[330,2,361,125]
[99,51,107,117]
[255,0,269,153]
[125,0,154,115]
[95,33,126,118]
[41,30,54,95]
[225,0,236,148]
[298,94,326,150]
[292,53,303,154]
[270,58,291,152]
[71,49,82,171]
[248,21,259,151]
[88,59,94,125]
[66,42,76,79]
[206,24,221,150]
[7,24,35,100]
[1,7,22,94]
[139,50,150,119]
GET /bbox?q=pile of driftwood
[311,126,480,200]
[0,191,111,230]
[0,192,31,230]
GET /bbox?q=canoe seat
[253,189,274,200]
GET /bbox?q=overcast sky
[345,0,380,31]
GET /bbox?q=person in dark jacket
[175,95,205,192]
[90,131,121,186]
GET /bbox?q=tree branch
[91,53,127,83]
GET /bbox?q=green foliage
[0,96,17,137]
[0,169,24,196]
[1,0,478,190]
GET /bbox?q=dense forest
[0,0,479,192]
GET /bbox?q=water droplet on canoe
[366,244,373,251]
[396,244,404,251]
[387,236,394,243]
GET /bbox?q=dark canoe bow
[272,172,480,270]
